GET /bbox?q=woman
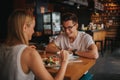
[0,9,69,80]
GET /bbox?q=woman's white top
[54,31,94,51]
[0,44,34,80]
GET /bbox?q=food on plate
[43,55,60,67]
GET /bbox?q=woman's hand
[60,50,69,64]
[67,48,74,54]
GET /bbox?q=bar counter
[83,29,106,40]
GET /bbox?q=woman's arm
[21,47,69,80]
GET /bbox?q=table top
[39,51,96,80]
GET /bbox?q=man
[45,12,99,59]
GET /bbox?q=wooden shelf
[101,3,120,27]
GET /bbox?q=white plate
[68,55,82,63]
[42,57,60,68]
[44,64,60,68]
[69,54,79,60]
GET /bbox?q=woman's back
[0,44,34,80]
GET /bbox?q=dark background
[0,0,13,42]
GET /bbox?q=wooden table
[39,52,96,80]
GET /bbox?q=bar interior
[0,0,120,80]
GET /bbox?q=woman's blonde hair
[6,9,35,45]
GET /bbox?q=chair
[95,40,104,57]
[104,36,115,51]
[85,30,104,56]
[104,27,117,52]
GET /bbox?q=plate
[44,64,60,68]
[68,55,82,63]
[69,55,79,60]
[42,55,60,68]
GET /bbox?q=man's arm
[45,42,60,53]
[75,44,99,59]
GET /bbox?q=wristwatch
[72,49,78,56]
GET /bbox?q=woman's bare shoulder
[22,46,40,59]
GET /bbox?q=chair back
[106,26,117,38]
